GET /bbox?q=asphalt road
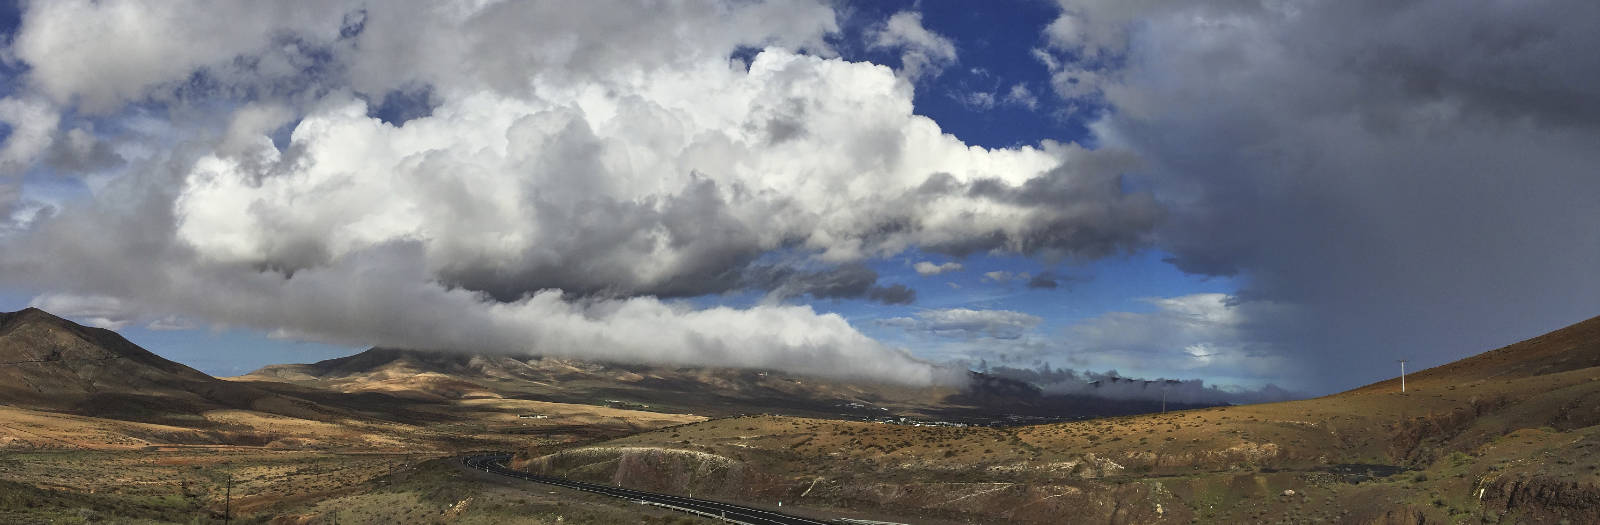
[461,453,834,525]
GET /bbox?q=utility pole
[223,474,232,525]
[1397,359,1408,393]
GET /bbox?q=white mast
[1397,359,1408,393]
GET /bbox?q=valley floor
[0,449,715,524]
[5,310,1600,524]
[0,394,705,524]
[511,361,1600,524]
[5,386,1600,524]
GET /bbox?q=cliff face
[1481,476,1600,523]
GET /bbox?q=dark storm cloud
[435,176,767,302]
[0,182,22,234]
[1026,271,1060,290]
[865,283,917,305]
[1055,0,1600,392]
[746,263,916,305]
[41,128,124,174]
[912,152,1163,259]
[1309,0,1600,131]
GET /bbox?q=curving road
[461,453,832,525]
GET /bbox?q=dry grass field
[0,396,702,524]
[0,449,714,524]
[516,315,1600,524]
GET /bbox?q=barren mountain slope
[1349,313,1600,392]
[0,308,699,451]
[0,307,334,423]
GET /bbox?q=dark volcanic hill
[0,308,338,424]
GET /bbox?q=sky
[0,0,1595,395]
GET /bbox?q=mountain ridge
[0,307,204,375]
[0,308,352,425]
[241,346,1218,423]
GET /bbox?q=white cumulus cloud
[0,0,1162,386]
[867,11,958,81]
[913,261,963,276]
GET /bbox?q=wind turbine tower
[1397,359,1408,393]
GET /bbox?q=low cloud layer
[26,293,136,331]
[982,365,1298,406]
[1059,294,1296,386]
[883,295,1293,388]
[0,1,1161,385]
[880,308,1043,340]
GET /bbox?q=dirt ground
[0,394,704,524]
[516,320,1600,524]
